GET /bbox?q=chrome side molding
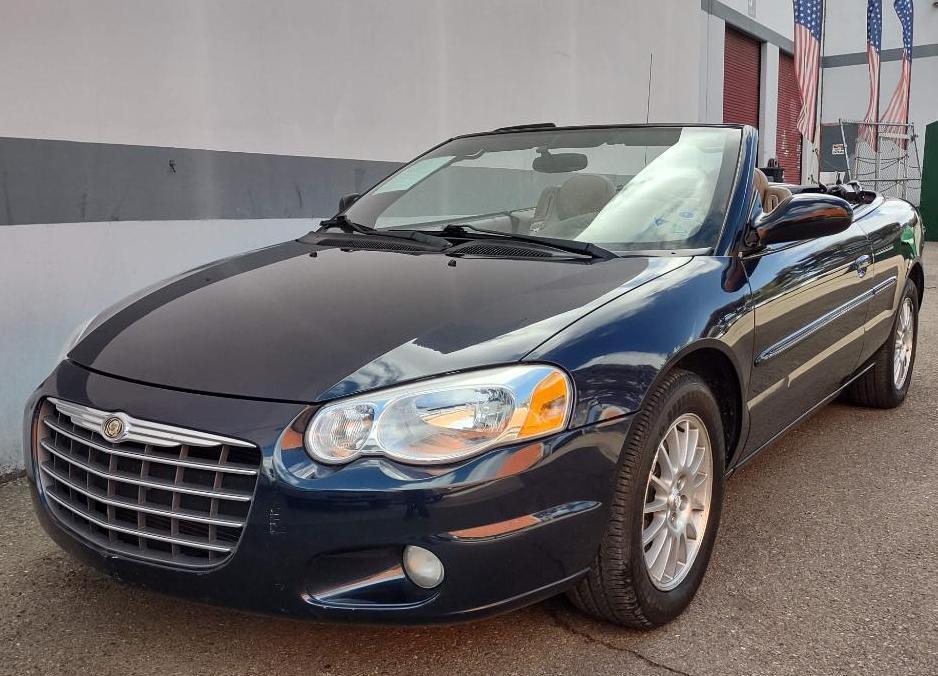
[755,276,897,365]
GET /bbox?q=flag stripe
[882,58,911,130]
[880,0,913,147]
[860,0,882,151]
[792,3,821,144]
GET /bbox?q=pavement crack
[548,605,694,676]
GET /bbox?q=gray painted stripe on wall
[0,137,402,226]
[823,43,938,68]
[701,0,794,53]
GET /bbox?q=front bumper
[25,361,632,623]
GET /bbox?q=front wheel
[568,369,725,627]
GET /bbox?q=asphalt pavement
[2,249,937,676]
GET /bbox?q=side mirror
[749,193,852,247]
[338,193,361,213]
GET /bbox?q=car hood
[69,240,690,402]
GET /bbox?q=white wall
[759,42,780,166]
[699,11,727,125]
[1,0,709,164]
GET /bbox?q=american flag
[859,0,882,149]
[793,0,823,143]
[880,0,914,142]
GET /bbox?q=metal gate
[847,121,922,206]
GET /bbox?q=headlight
[57,316,94,363]
[305,364,573,465]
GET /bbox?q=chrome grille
[35,398,261,568]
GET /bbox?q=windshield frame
[345,124,745,255]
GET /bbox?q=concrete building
[2,0,936,474]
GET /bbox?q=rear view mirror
[338,193,361,213]
[750,194,852,247]
[532,151,588,173]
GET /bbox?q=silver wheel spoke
[644,496,668,514]
[647,530,673,581]
[685,520,699,541]
[643,513,666,545]
[676,531,689,568]
[650,472,670,494]
[656,445,675,482]
[676,423,689,468]
[645,528,668,570]
[665,429,680,473]
[689,445,706,475]
[684,427,699,469]
[663,531,680,580]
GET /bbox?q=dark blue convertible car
[25,124,924,627]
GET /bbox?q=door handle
[850,254,872,277]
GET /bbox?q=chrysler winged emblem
[102,416,125,441]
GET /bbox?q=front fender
[525,256,754,428]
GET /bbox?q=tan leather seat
[531,174,616,236]
[529,186,559,233]
[754,168,792,212]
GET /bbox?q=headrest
[555,174,616,220]
[753,168,768,196]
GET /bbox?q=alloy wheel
[641,413,713,591]
[893,297,915,389]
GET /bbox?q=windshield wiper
[317,213,449,247]
[437,223,618,260]
[318,212,378,235]
[316,215,615,258]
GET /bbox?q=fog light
[402,545,444,589]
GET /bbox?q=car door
[740,213,874,456]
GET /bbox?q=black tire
[846,279,919,409]
[567,369,726,627]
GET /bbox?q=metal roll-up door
[776,51,803,184]
[723,27,761,130]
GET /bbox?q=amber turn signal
[519,370,571,437]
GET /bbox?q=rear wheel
[568,369,725,627]
[846,279,919,408]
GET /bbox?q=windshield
[345,126,742,252]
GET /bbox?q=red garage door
[776,52,803,184]
[723,27,761,130]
